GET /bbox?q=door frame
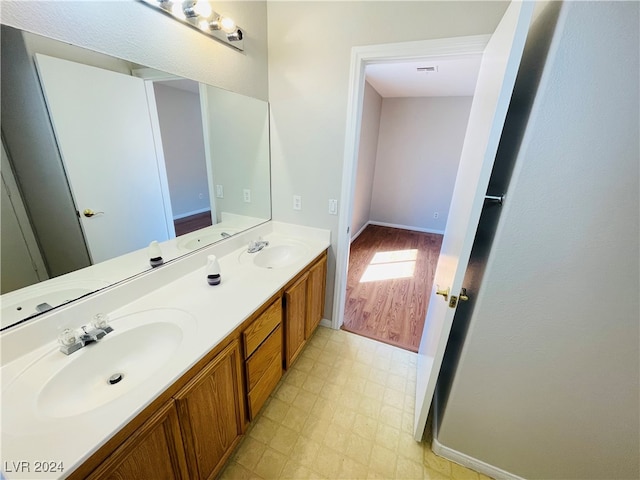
[331,35,491,330]
[142,81,177,239]
[1,139,49,285]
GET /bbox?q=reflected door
[413,1,535,440]
[35,54,172,264]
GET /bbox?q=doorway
[339,54,481,351]
[334,2,534,442]
[151,79,213,236]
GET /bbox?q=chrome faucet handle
[58,328,78,347]
[91,313,113,334]
[58,328,84,355]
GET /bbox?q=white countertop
[0,213,268,330]
[0,221,330,479]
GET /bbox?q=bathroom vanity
[0,222,329,480]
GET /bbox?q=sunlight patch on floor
[360,249,418,282]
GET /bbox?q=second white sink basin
[240,242,308,269]
[2,308,197,433]
[177,227,240,251]
[253,244,307,269]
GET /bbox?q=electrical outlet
[433,212,439,219]
[243,189,251,203]
[293,195,302,211]
[215,185,224,198]
[328,199,338,215]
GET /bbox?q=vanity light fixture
[139,0,244,51]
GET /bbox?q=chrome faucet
[79,324,111,344]
[58,314,113,355]
[247,237,269,253]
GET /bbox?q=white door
[413,1,535,440]
[35,54,172,264]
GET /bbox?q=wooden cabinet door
[87,401,189,480]
[305,254,327,338]
[175,340,245,480]
[284,272,308,368]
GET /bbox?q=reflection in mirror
[0,25,270,329]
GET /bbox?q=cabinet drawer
[243,299,282,359]
[246,325,282,391]
[247,354,282,419]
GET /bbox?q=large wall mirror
[0,25,271,329]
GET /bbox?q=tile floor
[220,326,490,479]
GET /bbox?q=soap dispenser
[148,240,163,268]
[206,255,221,285]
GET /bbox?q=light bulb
[170,2,186,19]
[198,19,210,31]
[193,0,212,18]
[220,16,236,34]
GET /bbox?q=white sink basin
[2,308,196,432]
[240,243,308,269]
[177,227,239,251]
[1,279,110,330]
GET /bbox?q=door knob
[83,209,104,218]
[459,288,469,301]
[435,286,449,301]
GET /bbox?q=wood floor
[342,225,443,352]
[174,211,212,236]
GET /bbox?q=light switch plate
[293,195,302,211]
[329,199,338,215]
[243,189,251,203]
[216,185,224,198]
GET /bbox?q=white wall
[351,81,382,239]
[1,1,268,101]
[370,96,472,233]
[202,85,271,223]
[153,84,210,219]
[267,1,510,318]
[435,2,640,478]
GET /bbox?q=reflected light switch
[243,189,251,203]
[216,185,224,198]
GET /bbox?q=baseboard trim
[351,221,444,242]
[431,438,524,480]
[350,223,370,242]
[319,318,332,329]
[369,220,445,236]
[173,207,211,221]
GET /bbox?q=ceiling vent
[417,66,438,73]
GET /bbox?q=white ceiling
[365,53,482,98]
